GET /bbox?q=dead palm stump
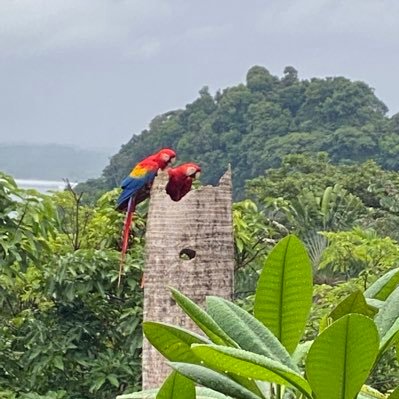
[142,168,234,389]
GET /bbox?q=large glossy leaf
[170,287,237,346]
[358,385,388,398]
[167,292,267,396]
[366,298,385,310]
[118,387,232,399]
[292,341,313,366]
[254,235,312,353]
[191,344,312,398]
[306,314,379,399]
[365,268,399,301]
[156,371,195,399]
[375,286,399,355]
[144,322,262,397]
[143,321,208,364]
[206,296,297,370]
[388,386,399,399]
[170,362,261,399]
[329,289,378,321]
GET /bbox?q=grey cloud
[0,0,398,150]
[0,0,171,55]
[257,0,399,38]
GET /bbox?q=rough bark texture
[142,168,234,389]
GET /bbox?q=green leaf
[53,356,64,371]
[156,371,195,399]
[358,385,388,398]
[388,386,399,399]
[170,362,261,399]
[118,387,232,399]
[305,314,379,399]
[375,286,399,356]
[329,289,378,321]
[107,374,119,387]
[90,376,106,392]
[143,321,208,364]
[206,296,297,371]
[365,267,399,301]
[170,287,237,346]
[191,344,312,398]
[366,298,385,310]
[291,341,313,365]
[118,391,158,399]
[254,235,313,353]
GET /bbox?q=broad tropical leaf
[306,314,379,399]
[329,289,378,321]
[365,267,399,301]
[118,387,232,399]
[374,286,399,356]
[366,298,385,310]
[143,321,208,364]
[292,341,313,365]
[358,385,388,398]
[388,386,399,398]
[191,344,312,398]
[170,362,261,399]
[156,371,195,399]
[206,296,297,370]
[254,235,313,353]
[170,287,237,346]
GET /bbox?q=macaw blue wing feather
[116,170,157,210]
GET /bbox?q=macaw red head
[166,162,201,201]
[182,163,201,179]
[154,148,176,170]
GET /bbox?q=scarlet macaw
[166,163,201,201]
[117,148,176,286]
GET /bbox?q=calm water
[15,179,78,194]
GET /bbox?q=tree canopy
[80,65,399,199]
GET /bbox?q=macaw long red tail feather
[118,196,136,287]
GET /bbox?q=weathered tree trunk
[142,168,234,389]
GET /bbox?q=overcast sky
[1,0,398,153]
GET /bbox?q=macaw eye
[186,167,196,176]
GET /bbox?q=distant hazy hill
[0,144,109,181]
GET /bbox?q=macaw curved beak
[195,171,201,179]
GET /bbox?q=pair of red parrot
[116,148,201,286]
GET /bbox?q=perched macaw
[166,163,201,201]
[117,148,176,287]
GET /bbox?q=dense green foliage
[0,173,144,398]
[4,146,399,396]
[79,65,399,198]
[128,236,399,399]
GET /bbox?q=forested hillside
[79,65,399,198]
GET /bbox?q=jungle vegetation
[2,66,399,398]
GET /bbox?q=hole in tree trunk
[179,248,196,260]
